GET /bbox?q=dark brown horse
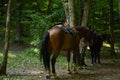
[89,33,111,65]
[40,26,94,79]
[78,29,111,66]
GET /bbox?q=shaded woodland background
[0,0,120,79]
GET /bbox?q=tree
[0,0,4,16]
[109,0,116,56]
[119,0,120,15]
[0,0,11,75]
[47,0,52,14]
[68,0,76,27]
[118,0,120,24]
[81,0,91,27]
[14,0,24,44]
[61,0,69,22]
[77,0,91,66]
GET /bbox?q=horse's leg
[97,53,101,64]
[51,50,60,78]
[91,52,94,65]
[46,49,52,79]
[94,53,97,64]
[90,47,95,65]
[67,51,71,74]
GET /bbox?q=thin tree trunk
[78,0,91,66]
[14,19,23,43]
[47,0,52,14]
[109,0,116,56]
[118,0,120,24]
[14,1,24,44]
[119,0,120,15]
[68,0,76,27]
[81,0,91,27]
[61,0,69,23]
[0,0,5,15]
[0,0,11,75]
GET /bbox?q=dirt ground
[0,43,120,80]
[6,59,120,80]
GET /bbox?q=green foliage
[22,12,52,46]
[21,8,65,46]
[0,47,41,79]
[89,0,119,31]
[0,76,21,80]
[0,0,120,50]
[22,47,39,57]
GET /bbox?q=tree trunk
[68,0,76,27]
[61,0,69,23]
[118,0,120,24]
[14,19,24,44]
[109,0,116,56]
[14,1,24,44]
[119,0,120,15]
[77,38,87,66]
[0,0,11,75]
[81,0,91,27]
[78,0,91,66]
[0,0,4,16]
[47,0,52,14]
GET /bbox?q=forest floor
[0,43,120,80]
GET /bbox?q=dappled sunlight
[103,42,120,53]
[0,52,3,57]
[114,46,120,53]
[34,48,39,53]
[28,70,44,75]
[103,43,110,48]
[8,52,16,58]
[0,52,16,58]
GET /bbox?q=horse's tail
[40,31,50,70]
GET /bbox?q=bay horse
[40,26,94,79]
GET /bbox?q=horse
[78,29,111,66]
[40,26,94,79]
[89,32,111,65]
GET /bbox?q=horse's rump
[48,26,79,51]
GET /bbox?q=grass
[0,47,42,79]
[0,41,120,80]
[0,47,69,79]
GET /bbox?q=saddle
[55,25,76,37]
[62,27,76,37]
